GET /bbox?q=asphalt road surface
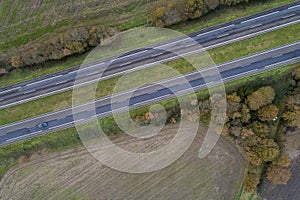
[0,41,299,146]
[0,1,300,108]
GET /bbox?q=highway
[1,41,299,146]
[0,1,300,108]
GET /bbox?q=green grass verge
[0,23,299,126]
[0,0,296,87]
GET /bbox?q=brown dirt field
[0,124,245,200]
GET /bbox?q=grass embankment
[0,0,296,87]
[0,0,159,53]
[0,23,299,126]
[0,62,298,181]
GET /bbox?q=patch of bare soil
[0,124,245,200]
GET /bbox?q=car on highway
[37,122,48,128]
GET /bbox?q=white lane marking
[282,13,296,19]
[158,38,189,48]
[250,23,262,29]
[265,57,300,69]
[217,33,230,38]
[55,80,68,85]
[26,75,63,87]
[86,71,100,76]
[23,89,36,94]
[68,70,77,75]
[242,64,251,68]
[119,50,148,59]
[223,69,259,79]
[6,130,42,142]
[119,62,132,67]
[288,4,300,9]
[77,62,105,72]
[241,11,279,24]
[151,52,164,57]
[0,87,21,94]
[184,43,195,47]
[197,24,235,37]
[49,121,74,130]
[272,54,283,58]
[132,94,172,107]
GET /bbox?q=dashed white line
[217,33,230,38]
[119,50,148,59]
[272,54,283,58]
[119,62,132,67]
[132,94,172,107]
[151,52,164,57]
[282,13,296,19]
[184,43,195,47]
[23,89,36,94]
[250,23,262,29]
[49,121,74,130]
[55,80,68,85]
[77,62,105,72]
[86,71,100,76]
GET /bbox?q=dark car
[37,122,48,128]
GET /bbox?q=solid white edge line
[288,4,300,10]
[25,75,63,87]
[6,130,42,142]
[196,24,235,37]
[241,11,279,24]
[0,87,21,94]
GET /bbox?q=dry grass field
[0,0,162,53]
[0,124,245,200]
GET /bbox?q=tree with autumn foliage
[253,139,280,162]
[257,104,279,122]
[185,0,204,19]
[243,164,260,192]
[272,153,291,167]
[248,121,270,138]
[246,86,275,110]
[267,165,291,184]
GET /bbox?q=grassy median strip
[0,23,299,126]
[0,0,295,87]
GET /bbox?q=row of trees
[9,26,117,68]
[150,0,253,27]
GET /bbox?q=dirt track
[0,124,245,200]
